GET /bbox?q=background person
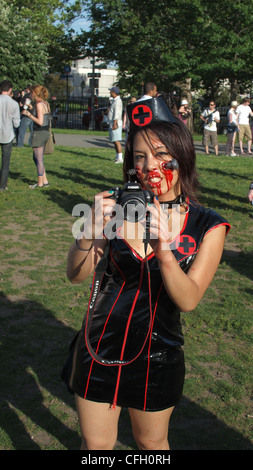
[138,81,157,101]
[52,103,60,128]
[200,100,220,155]
[178,99,191,127]
[248,181,253,203]
[62,97,230,450]
[108,86,123,163]
[225,101,239,156]
[17,85,34,147]
[22,85,50,189]
[123,96,136,140]
[235,97,253,155]
[0,79,20,191]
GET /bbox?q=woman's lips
[147,171,162,188]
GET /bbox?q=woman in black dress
[22,85,50,189]
[63,97,230,450]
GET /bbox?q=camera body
[110,181,154,222]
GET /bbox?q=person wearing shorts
[108,87,123,163]
[236,98,253,155]
[201,101,220,155]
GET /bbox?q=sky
[67,0,91,34]
[71,17,91,33]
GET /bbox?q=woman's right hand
[82,190,117,241]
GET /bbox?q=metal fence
[50,97,110,130]
[50,98,230,134]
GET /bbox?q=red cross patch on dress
[175,235,196,255]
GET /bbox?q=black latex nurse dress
[62,200,230,411]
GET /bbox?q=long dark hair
[123,119,199,202]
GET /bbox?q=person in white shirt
[108,87,123,163]
[0,79,20,190]
[200,101,220,156]
[138,82,157,101]
[235,97,253,155]
[225,101,239,156]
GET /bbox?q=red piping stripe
[112,260,145,408]
[84,248,126,398]
[204,222,231,237]
[143,282,163,410]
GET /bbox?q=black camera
[110,178,154,223]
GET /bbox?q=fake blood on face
[161,161,174,191]
[136,163,174,196]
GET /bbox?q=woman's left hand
[146,198,173,260]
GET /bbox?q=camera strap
[143,209,151,253]
[84,240,153,367]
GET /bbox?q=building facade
[70,57,118,98]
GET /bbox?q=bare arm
[148,198,227,312]
[158,226,226,311]
[66,238,107,283]
[66,190,116,283]
[22,101,48,126]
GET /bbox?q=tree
[81,0,206,95]
[196,0,253,99]
[5,0,87,74]
[0,0,48,89]
[82,0,253,100]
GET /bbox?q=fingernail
[108,190,114,194]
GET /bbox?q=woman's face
[31,90,37,101]
[133,130,180,200]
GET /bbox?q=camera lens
[122,198,146,222]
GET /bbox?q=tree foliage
[3,0,87,81]
[0,0,48,89]
[2,0,253,98]
[82,0,253,98]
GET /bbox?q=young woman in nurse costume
[62,97,230,450]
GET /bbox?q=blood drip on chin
[135,163,174,196]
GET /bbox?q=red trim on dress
[204,222,231,237]
[112,261,145,409]
[84,249,126,399]
[143,281,164,411]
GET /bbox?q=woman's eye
[155,151,170,159]
[135,154,145,160]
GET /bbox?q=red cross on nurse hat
[127,96,176,131]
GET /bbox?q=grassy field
[52,126,229,143]
[0,140,252,451]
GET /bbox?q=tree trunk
[230,79,239,101]
[184,78,194,134]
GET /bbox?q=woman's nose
[145,152,159,170]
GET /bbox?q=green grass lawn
[52,126,229,143]
[0,142,252,450]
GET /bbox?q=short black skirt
[69,332,185,411]
[32,129,49,148]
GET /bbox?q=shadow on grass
[56,147,114,159]
[8,170,33,186]
[47,166,122,189]
[1,293,252,450]
[40,167,123,214]
[44,189,90,215]
[199,184,251,215]
[222,250,253,281]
